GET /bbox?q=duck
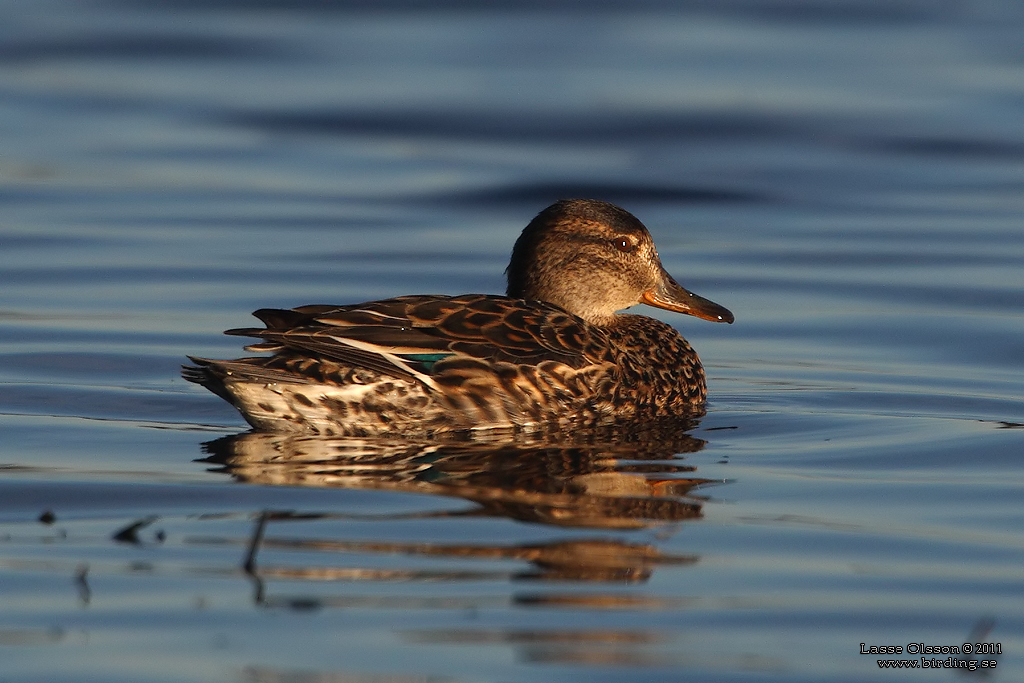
[183,199,733,438]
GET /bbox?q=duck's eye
[613,237,636,253]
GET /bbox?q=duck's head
[506,199,734,326]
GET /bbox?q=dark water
[2,1,1022,681]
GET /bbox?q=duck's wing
[225,294,611,384]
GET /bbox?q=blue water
[1,1,1022,681]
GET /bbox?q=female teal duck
[184,199,733,437]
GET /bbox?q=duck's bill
[641,276,734,323]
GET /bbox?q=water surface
[1,1,1022,681]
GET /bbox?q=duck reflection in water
[201,419,721,591]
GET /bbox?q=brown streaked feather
[186,296,706,436]
[234,295,607,371]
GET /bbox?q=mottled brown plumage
[184,199,733,437]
